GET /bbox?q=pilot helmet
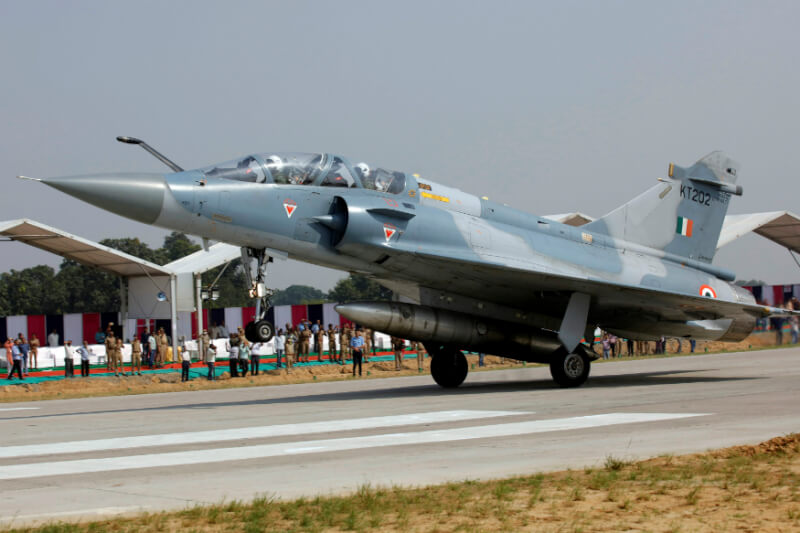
[355,162,370,177]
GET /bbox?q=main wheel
[254,320,274,342]
[549,348,590,388]
[244,321,257,343]
[430,347,468,388]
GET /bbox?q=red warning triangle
[283,199,297,218]
[383,224,396,241]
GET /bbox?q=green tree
[0,266,67,315]
[161,232,201,263]
[327,274,390,303]
[272,285,328,305]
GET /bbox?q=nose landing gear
[242,248,275,343]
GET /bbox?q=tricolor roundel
[676,216,693,237]
[383,223,397,242]
[283,198,297,218]
[699,284,717,298]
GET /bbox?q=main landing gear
[549,346,591,388]
[242,248,275,343]
[427,344,469,388]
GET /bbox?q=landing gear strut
[427,345,468,388]
[241,248,275,343]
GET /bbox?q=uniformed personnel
[156,328,168,367]
[104,331,117,375]
[315,326,325,362]
[131,337,142,375]
[326,325,337,363]
[413,341,426,371]
[299,327,311,363]
[114,337,124,376]
[284,330,296,374]
[340,326,350,364]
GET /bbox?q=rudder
[585,152,741,264]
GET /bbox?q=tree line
[0,232,389,316]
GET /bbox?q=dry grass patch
[6,434,800,532]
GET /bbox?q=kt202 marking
[680,185,712,206]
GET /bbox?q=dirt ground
[7,434,800,532]
[0,331,789,404]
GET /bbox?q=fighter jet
[24,137,786,388]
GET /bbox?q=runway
[1,348,798,526]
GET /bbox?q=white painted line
[0,412,706,480]
[0,407,39,412]
[0,410,522,459]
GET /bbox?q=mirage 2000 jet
[24,136,788,388]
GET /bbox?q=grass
[4,434,799,532]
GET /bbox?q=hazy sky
[2,1,799,289]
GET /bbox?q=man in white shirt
[48,329,59,348]
[63,340,75,378]
[181,344,191,382]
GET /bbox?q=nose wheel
[241,247,276,343]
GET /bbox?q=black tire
[549,348,591,388]
[244,321,257,343]
[430,348,468,388]
[254,320,274,342]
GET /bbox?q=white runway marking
[0,412,706,481]
[0,407,39,412]
[0,410,521,459]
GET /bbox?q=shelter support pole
[120,277,128,370]
[170,274,178,366]
[195,274,203,346]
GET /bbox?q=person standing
[156,328,168,367]
[315,322,325,362]
[602,334,611,360]
[274,329,285,368]
[299,326,311,364]
[181,343,191,382]
[239,338,250,377]
[340,326,351,365]
[115,337,124,377]
[77,341,92,377]
[140,329,150,368]
[131,337,143,375]
[350,329,365,377]
[326,324,337,363]
[104,331,117,375]
[284,329,296,374]
[626,338,634,356]
[7,340,24,380]
[18,335,30,376]
[414,341,426,371]
[226,333,240,378]
[249,339,260,375]
[5,337,14,376]
[48,329,59,348]
[609,334,617,358]
[391,336,405,370]
[63,340,75,378]
[205,342,216,380]
[364,328,373,362]
[29,334,39,371]
[146,331,156,368]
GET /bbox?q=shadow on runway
[1,368,759,421]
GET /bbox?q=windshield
[265,153,325,185]
[361,167,406,194]
[201,156,266,183]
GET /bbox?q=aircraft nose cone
[41,172,167,225]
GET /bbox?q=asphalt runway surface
[1,348,798,526]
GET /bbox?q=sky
[1,1,799,290]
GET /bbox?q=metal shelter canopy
[0,218,170,277]
[165,243,241,274]
[716,211,800,252]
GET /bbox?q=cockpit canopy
[199,152,407,194]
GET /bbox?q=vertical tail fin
[585,152,741,263]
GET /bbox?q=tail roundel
[585,152,740,264]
